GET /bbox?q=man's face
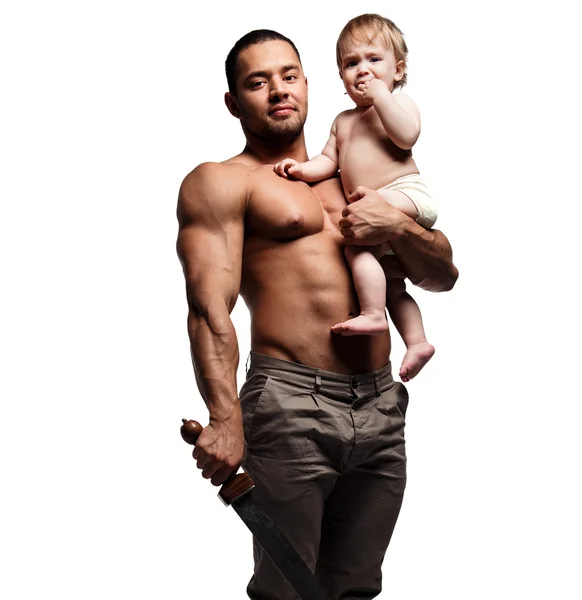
[228,40,308,141]
[339,38,404,106]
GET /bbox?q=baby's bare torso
[336,106,419,196]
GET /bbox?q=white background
[1,1,581,598]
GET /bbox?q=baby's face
[339,39,403,106]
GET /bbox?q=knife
[180,419,330,600]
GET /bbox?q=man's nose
[269,79,289,100]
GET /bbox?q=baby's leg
[386,277,435,381]
[377,188,418,221]
[331,246,388,336]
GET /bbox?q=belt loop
[374,371,380,397]
[314,369,321,392]
[245,352,251,376]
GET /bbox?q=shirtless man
[176,29,457,600]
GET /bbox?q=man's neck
[241,131,309,166]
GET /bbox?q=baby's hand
[274,158,304,179]
[356,78,389,103]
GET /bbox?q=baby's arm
[274,119,339,182]
[358,81,421,150]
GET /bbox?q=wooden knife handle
[180,419,254,506]
[180,418,204,444]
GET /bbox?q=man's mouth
[269,104,295,117]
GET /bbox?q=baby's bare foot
[399,342,435,381]
[331,313,388,336]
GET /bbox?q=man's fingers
[338,217,351,230]
[348,187,368,203]
[196,453,211,470]
[210,465,237,487]
[195,451,238,484]
[201,462,219,480]
[341,236,360,246]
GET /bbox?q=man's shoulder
[182,160,249,185]
[181,155,269,188]
[178,161,250,223]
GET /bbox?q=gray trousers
[240,352,409,600]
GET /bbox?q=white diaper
[380,173,437,229]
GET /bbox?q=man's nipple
[285,213,305,229]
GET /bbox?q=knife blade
[181,419,330,600]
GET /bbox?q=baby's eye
[370,57,381,63]
[346,61,357,68]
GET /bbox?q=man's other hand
[340,186,407,246]
[191,416,245,486]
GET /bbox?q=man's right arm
[340,187,458,292]
[176,162,247,486]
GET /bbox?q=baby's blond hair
[336,14,409,89]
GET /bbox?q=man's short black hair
[225,29,302,95]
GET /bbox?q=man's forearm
[389,223,458,292]
[188,310,241,422]
[341,189,458,292]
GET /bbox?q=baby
[274,14,437,381]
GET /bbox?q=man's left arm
[340,187,458,292]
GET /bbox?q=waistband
[382,173,425,188]
[246,352,394,401]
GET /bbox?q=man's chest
[245,170,345,240]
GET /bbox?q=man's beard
[243,108,307,142]
[264,112,305,138]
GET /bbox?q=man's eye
[251,81,265,88]
[285,75,297,81]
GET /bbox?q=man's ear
[225,92,241,118]
[394,60,406,82]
